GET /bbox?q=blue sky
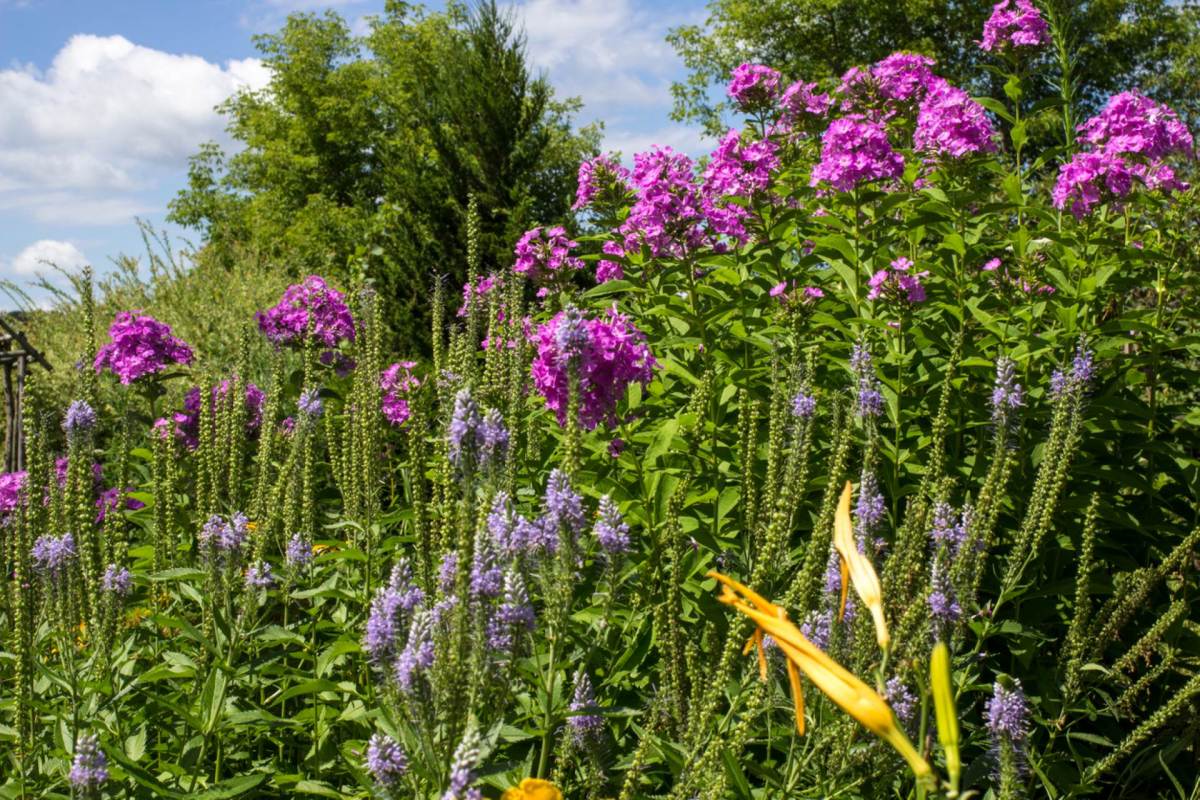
[0,0,710,305]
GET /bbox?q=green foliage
[2,222,291,414]
[168,1,599,353]
[4,6,1200,800]
[668,0,1200,137]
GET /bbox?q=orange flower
[832,481,889,650]
[710,570,931,782]
[501,778,563,800]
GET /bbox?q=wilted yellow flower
[710,570,931,783]
[125,607,151,628]
[501,778,562,800]
[930,641,961,796]
[832,481,889,651]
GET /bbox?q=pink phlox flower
[810,115,905,192]
[728,63,783,109]
[979,0,1051,53]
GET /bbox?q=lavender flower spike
[568,670,604,744]
[69,733,108,795]
[63,400,98,439]
[366,732,408,791]
[593,495,631,557]
[986,678,1030,745]
[991,356,1023,427]
[442,727,482,800]
[31,532,76,578]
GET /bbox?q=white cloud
[0,34,270,225]
[262,0,366,8]
[512,0,693,108]
[604,124,710,160]
[0,192,156,225]
[505,0,707,157]
[9,239,89,275]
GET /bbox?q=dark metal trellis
[0,315,51,473]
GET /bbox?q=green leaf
[646,418,678,463]
[290,781,345,798]
[124,727,147,762]
[198,667,228,735]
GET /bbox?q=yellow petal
[785,657,805,735]
[833,482,889,650]
[838,557,850,621]
[708,570,781,617]
[711,574,931,782]
[931,642,961,794]
[502,778,563,800]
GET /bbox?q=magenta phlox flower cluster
[1051,151,1137,219]
[914,81,999,160]
[96,486,145,524]
[867,257,928,303]
[727,63,783,109]
[837,53,938,116]
[616,146,710,259]
[94,311,193,385]
[982,257,1056,296]
[256,276,355,352]
[775,79,832,136]
[770,281,824,308]
[871,52,939,104]
[810,115,905,192]
[457,274,500,318]
[513,226,584,283]
[531,306,657,430]
[0,470,25,518]
[381,361,419,426]
[979,0,1051,53]
[701,129,780,243]
[1079,92,1194,162]
[172,380,265,450]
[54,457,104,493]
[1055,92,1194,217]
[596,240,625,284]
[574,154,632,211]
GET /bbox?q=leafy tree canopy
[170,0,600,351]
[668,0,1200,137]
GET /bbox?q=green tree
[170,1,599,352]
[668,0,1200,136]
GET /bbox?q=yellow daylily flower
[501,778,563,800]
[832,481,889,651]
[930,641,961,796]
[710,571,931,783]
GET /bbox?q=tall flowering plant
[7,5,1200,800]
